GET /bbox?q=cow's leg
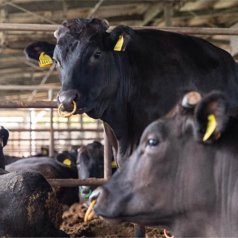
[134,224,145,238]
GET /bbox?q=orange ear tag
[39,52,53,67]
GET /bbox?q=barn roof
[0,0,237,101]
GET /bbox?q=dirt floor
[61,203,169,238]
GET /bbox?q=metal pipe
[104,126,112,180]
[29,111,32,156]
[1,23,238,35]
[8,128,103,132]
[0,101,57,108]
[47,178,107,187]
[0,85,61,90]
[48,89,54,157]
[0,23,59,32]
[8,138,103,141]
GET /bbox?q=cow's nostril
[89,188,101,202]
[57,90,79,110]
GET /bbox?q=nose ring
[58,100,77,118]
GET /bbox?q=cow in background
[6,151,79,206]
[90,91,238,237]
[0,169,67,237]
[77,141,116,206]
[25,18,238,167]
[0,126,9,169]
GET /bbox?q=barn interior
[1,0,238,237]
[0,0,238,156]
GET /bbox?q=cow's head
[24,18,134,118]
[55,151,77,168]
[89,91,231,231]
[77,141,104,199]
[0,126,9,148]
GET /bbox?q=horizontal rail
[0,85,61,91]
[0,23,59,32]
[9,128,103,132]
[0,23,238,35]
[47,178,107,187]
[0,101,57,108]
[8,138,103,141]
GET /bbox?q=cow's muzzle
[57,90,84,116]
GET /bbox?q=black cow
[90,91,238,237]
[0,126,9,169]
[6,152,79,206]
[77,141,104,200]
[0,169,67,237]
[24,18,238,166]
[77,141,117,203]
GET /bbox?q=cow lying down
[90,91,238,237]
[0,169,67,237]
[6,152,79,206]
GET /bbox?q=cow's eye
[53,57,61,67]
[146,138,159,148]
[52,57,58,64]
[94,52,101,59]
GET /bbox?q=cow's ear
[56,152,76,167]
[194,91,229,143]
[24,41,55,61]
[109,26,134,51]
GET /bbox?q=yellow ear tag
[42,149,47,155]
[39,52,53,67]
[63,159,71,167]
[203,114,217,141]
[114,35,124,51]
[111,161,117,168]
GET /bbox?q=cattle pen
[1,20,238,238]
[0,22,238,182]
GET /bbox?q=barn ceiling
[0,0,237,101]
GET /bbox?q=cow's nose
[89,187,101,202]
[81,186,92,198]
[57,90,78,111]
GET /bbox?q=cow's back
[0,171,65,237]
[129,29,238,115]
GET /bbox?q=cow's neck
[171,208,238,237]
[171,211,220,237]
[100,97,144,166]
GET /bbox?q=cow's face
[24,18,134,118]
[77,141,104,199]
[90,91,229,226]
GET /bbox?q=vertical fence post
[104,130,112,179]
[48,89,54,157]
[29,111,32,156]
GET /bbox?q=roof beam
[4,1,57,24]
[140,3,163,26]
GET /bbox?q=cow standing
[77,141,104,200]
[90,91,238,237]
[24,18,238,166]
